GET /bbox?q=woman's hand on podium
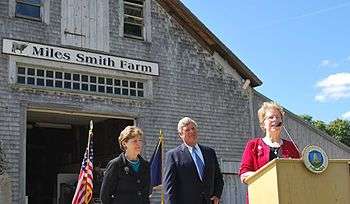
[240,171,255,184]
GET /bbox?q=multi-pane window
[124,0,144,39]
[15,0,41,20]
[16,66,145,98]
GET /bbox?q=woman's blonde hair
[258,101,284,131]
[118,126,143,152]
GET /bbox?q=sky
[181,0,350,123]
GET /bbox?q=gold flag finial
[159,129,164,140]
[90,120,93,131]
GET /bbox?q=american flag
[72,132,94,204]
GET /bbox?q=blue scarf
[129,159,140,173]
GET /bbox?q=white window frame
[120,0,151,41]
[9,0,50,24]
[8,55,153,100]
[124,0,144,39]
[15,65,146,98]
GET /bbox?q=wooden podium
[245,159,350,204]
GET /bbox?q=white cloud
[342,111,350,119]
[319,59,338,68]
[315,72,350,102]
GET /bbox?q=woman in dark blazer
[100,126,150,204]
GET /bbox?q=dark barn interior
[26,111,133,204]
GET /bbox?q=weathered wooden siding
[220,161,246,204]
[61,0,109,51]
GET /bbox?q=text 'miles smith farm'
[2,39,159,76]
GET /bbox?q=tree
[299,114,313,123]
[312,120,328,133]
[299,115,350,147]
[299,115,327,132]
[327,119,350,147]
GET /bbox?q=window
[124,0,144,39]
[15,0,41,20]
[16,66,145,98]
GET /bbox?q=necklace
[263,136,283,148]
[126,158,140,164]
[272,147,280,157]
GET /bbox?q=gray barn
[0,0,349,203]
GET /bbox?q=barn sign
[2,39,159,76]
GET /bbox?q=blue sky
[181,0,350,122]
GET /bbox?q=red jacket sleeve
[239,139,256,176]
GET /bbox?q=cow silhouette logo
[11,42,28,54]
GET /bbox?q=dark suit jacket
[100,153,150,204]
[163,144,224,204]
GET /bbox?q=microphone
[272,121,283,127]
[282,125,301,155]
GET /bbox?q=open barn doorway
[26,110,134,204]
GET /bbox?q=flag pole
[72,120,94,204]
[85,120,93,204]
[87,120,93,157]
[159,129,165,204]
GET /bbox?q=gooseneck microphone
[272,120,300,155]
[282,125,301,155]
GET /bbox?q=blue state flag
[150,136,163,188]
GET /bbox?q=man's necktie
[193,146,204,180]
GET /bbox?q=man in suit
[163,117,224,204]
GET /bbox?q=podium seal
[302,145,328,174]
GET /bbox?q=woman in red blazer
[239,101,300,204]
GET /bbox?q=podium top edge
[272,159,350,163]
[328,159,350,163]
[244,158,350,184]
